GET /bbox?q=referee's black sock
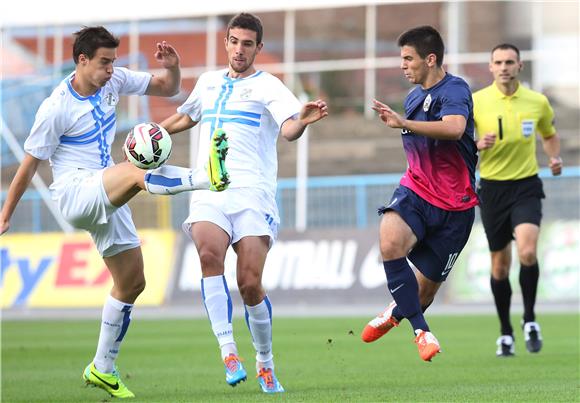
[490,276,513,336]
[519,263,539,323]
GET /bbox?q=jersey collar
[492,81,522,99]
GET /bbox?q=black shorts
[379,186,475,283]
[477,175,544,252]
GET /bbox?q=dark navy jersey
[399,73,478,211]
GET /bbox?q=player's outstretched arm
[145,41,181,97]
[0,154,41,235]
[160,113,196,135]
[372,99,466,140]
[281,99,328,141]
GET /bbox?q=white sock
[93,295,133,373]
[245,296,274,370]
[144,165,209,195]
[201,275,236,360]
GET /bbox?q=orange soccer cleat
[361,301,400,343]
[414,330,441,362]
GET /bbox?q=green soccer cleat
[83,362,135,399]
[207,129,230,191]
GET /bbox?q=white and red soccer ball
[123,122,172,169]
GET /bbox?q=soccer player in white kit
[0,26,228,399]
[161,13,328,393]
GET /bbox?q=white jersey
[178,69,302,198]
[24,67,151,195]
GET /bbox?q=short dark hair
[72,26,120,64]
[397,26,445,67]
[226,13,263,44]
[491,43,520,60]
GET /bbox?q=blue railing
[2,167,579,233]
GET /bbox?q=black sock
[519,263,539,323]
[490,276,513,336]
[383,258,429,332]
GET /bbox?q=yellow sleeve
[537,95,556,138]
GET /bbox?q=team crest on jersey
[240,88,252,100]
[423,94,432,112]
[104,92,118,106]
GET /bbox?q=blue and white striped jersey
[24,67,151,191]
[178,69,302,198]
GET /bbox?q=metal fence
[2,167,579,234]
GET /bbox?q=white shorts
[55,169,141,257]
[182,187,280,246]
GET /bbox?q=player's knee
[518,250,537,266]
[237,275,263,303]
[491,265,510,280]
[198,249,224,274]
[380,238,407,260]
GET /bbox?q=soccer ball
[123,122,172,169]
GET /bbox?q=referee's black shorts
[477,175,545,252]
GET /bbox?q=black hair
[72,26,120,64]
[397,25,445,67]
[491,43,521,60]
[226,13,263,44]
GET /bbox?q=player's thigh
[104,246,145,286]
[102,162,143,207]
[379,211,417,259]
[233,235,270,282]
[378,187,425,259]
[190,221,231,276]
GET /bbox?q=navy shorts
[478,175,544,251]
[378,186,475,282]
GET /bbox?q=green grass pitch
[2,313,578,402]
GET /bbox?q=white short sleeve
[113,67,151,96]
[24,98,67,160]
[264,76,302,129]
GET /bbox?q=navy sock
[392,300,432,322]
[490,276,513,336]
[519,263,539,323]
[384,258,429,332]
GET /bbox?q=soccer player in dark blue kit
[361,26,478,361]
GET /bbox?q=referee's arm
[541,134,562,176]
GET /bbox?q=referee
[473,44,562,357]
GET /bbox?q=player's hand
[477,133,497,150]
[154,41,180,69]
[0,215,10,236]
[549,156,562,176]
[299,100,328,125]
[372,99,405,129]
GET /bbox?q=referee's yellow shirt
[473,82,556,181]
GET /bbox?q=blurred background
[1,1,578,313]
